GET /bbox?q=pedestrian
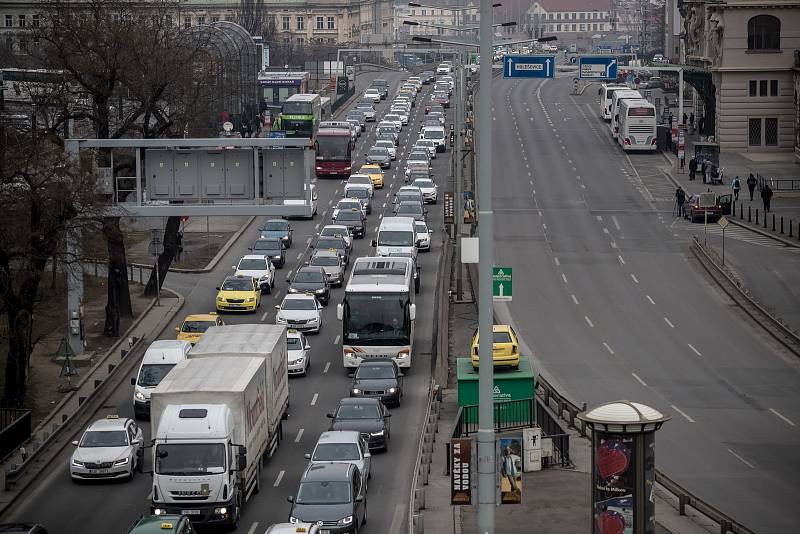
[501,446,519,494]
[746,173,757,201]
[761,184,773,213]
[675,186,686,217]
[175,231,184,262]
[682,112,688,125]
[700,159,708,184]
[689,112,695,133]
[698,116,705,135]
[688,156,697,180]
[731,176,741,201]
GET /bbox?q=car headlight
[217,295,224,301]
[289,358,304,365]
[71,457,84,467]
[315,288,326,294]
[114,457,129,466]
[214,507,228,515]
[289,516,299,524]
[276,315,286,323]
[370,430,385,437]
[134,390,146,401]
[309,316,320,323]
[352,388,361,395]
[338,516,354,526]
[246,297,255,302]
[153,508,166,516]
[388,387,397,394]
[273,255,282,259]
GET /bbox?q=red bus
[315,127,353,178]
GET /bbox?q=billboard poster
[450,438,472,505]
[498,436,523,504]
[594,434,635,534]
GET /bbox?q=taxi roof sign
[160,523,174,530]
[106,414,119,419]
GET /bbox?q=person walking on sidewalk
[175,231,184,262]
[747,173,757,201]
[761,184,773,213]
[689,112,695,133]
[675,186,686,217]
[688,156,697,180]
[700,159,708,184]
[731,176,741,201]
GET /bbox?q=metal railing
[454,397,535,437]
[0,409,31,461]
[768,178,800,191]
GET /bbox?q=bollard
[423,451,433,468]
[679,494,688,515]
[426,423,436,435]
[719,520,732,534]
[748,205,751,222]
[420,464,430,485]
[790,221,794,238]
[415,488,426,510]
[771,213,775,230]
[764,212,767,228]
[755,209,759,224]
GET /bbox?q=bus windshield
[283,102,313,115]
[316,135,352,160]
[343,292,411,345]
[282,118,314,138]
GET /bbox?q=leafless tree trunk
[143,216,181,297]
[102,217,132,336]
[239,0,266,36]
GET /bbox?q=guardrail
[408,381,440,534]
[0,409,31,461]
[454,398,535,437]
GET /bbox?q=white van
[610,90,643,139]
[283,182,318,219]
[419,125,446,152]
[599,83,629,120]
[131,340,191,419]
[373,216,418,257]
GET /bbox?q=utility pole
[477,0,495,531]
[454,53,465,300]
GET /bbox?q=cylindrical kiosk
[578,401,670,534]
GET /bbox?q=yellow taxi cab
[175,313,224,344]
[470,324,521,370]
[359,164,385,188]
[215,275,261,313]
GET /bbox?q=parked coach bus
[617,99,657,152]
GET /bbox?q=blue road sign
[579,56,618,80]
[503,55,555,79]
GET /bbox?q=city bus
[610,89,642,139]
[617,99,657,152]
[273,93,322,138]
[336,257,416,369]
[315,123,353,178]
[599,83,629,121]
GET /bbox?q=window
[765,117,778,145]
[770,79,778,96]
[211,15,219,23]
[296,16,304,31]
[556,24,561,32]
[225,15,235,22]
[549,24,555,32]
[184,17,191,28]
[580,12,585,20]
[328,16,335,30]
[198,16,205,25]
[749,80,758,97]
[421,10,426,16]
[165,15,172,27]
[571,23,576,31]
[296,37,304,45]
[32,14,39,27]
[747,15,780,50]
[4,15,11,27]
[580,24,585,31]
[411,9,415,16]
[748,118,762,146]
[18,14,26,27]
[282,16,290,31]
[760,80,768,96]
[316,16,324,30]
[750,79,779,97]
[556,13,561,20]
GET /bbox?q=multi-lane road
[489,73,800,532]
[5,72,448,534]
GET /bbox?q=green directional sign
[492,267,512,301]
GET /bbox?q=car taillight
[651,138,657,145]
[614,127,619,133]
[624,138,631,145]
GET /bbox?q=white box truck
[188,323,289,453]
[150,357,274,528]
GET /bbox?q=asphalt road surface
[488,74,800,533]
[6,71,448,534]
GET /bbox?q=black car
[287,266,330,305]
[332,209,366,239]
[327,398,391,452]
[0,525,49,534]
[249,238,286,268]
[314,235,351,265]
[260,219,293,247]
[287,463,366,534]
[349,360,403,407]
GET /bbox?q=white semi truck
[149,324,289,528]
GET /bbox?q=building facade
[395,1,479,38]
[527,0,612,38]
[683,0,800,152]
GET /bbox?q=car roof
[240,255,268,261]
[182,313,218,322]
[338,397,382,407]
[313,249,339,259]
[127,515,186,534]
[358,359,397,368]
[265,218,288,224]
[302,462,354,481]
[283,293,316,302]
[224,275,254,282]
[298,266,327,274]
[87,415,129,431]
[317,430,361,444]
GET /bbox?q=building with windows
[527,0,612,38]
[395,1,479,37]
[682,0,800,152]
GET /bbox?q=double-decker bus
[315,122,353,178]
[336,257,416,369]
[272,93,322,138]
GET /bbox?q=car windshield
[348,177,371,186]
[317,237,345,250]
[349,189,369,200]
[415,223,428,233]
[181,320,215,333]
[296,481,352,505]
[356,365,396,379]
[424,130,444,140]
[494,332,512,343]
[238,258,268,270]
[322,226,349,237]
[221,278,253,291]
[287,337,303,350]
[336,201,361,211]
[252,239,281,251]
[336,211,362,222]
[80,430,128,448]
[376,141,393,149]
[408,174,428,183]
[312,443,360,461]
[282,298,317,310]
[312,256,339,266]
[137,364,176,387]
[398,203,422,215]
[409,153,428,162]
[412,179,434,188]
[155,443,226,475]
[263,221,288,231]
[378,230,414,246]
[369,148,388,156]
[294,271,325,283]
[336,403,382,419]
[356,105,373,112]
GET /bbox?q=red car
[432,93,450,108]
[683,192,731,222]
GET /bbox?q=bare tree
[239,0,266,36]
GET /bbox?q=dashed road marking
[554,257,560,266]
[260,311,269,321]
[664,317,675,328]
[311,393,319,406]
[688,343,702,356]
[612,216,621,230]
[561,273,568,284]
[323,362,331,374]
[727,448,754,468]
[603,342,615,355]
[571,294,579,305]
[603,228,610,235]
[294,428,304,442]
[630,273,639,284]
[646,295,656,305]
[769,408,796,427]
[296,252,303,260]
[631,373,647,386]
[246,523,259,534]
[273,470,285,487]
[671,405,696,423]
[585,316,594,328]
[334,334,340,344]
[618,255,626,265]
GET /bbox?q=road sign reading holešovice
[503,55,555,79]
[492,267,512,301]
[578,56,618,80]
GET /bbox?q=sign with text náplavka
[450,438,472,505]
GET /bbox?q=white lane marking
[603,342,615,355]
[769,408,796,427]
[646,295,656,305]
[596,215,603,221]
[294,428,305,443]
[260,311,269,321]
[382,202,387,208]
[273,470,285,487]
[671,405,696,423]
[688,343,702,356]
[334,334,341,344]
[585,316,594,328]
[379,213,383,219]
[727,448,755,468]
[323,362,331,374]
[630,274,639,284]
[561,273,568,284]
[296,252,303,260]
[315,223,320,230]
[311,393,319,406]
[246,523,259,534]
[663,317,675,328]
[542,223,547,230]
[602,227,610,235]
[306,237,312,244]
[554,257,560,266]
[612,216,621,230]
[610,241,617,248]
[618,255,626,265]
[571,294,579,305]
[631,373,647,386]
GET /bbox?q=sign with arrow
[492,267,512,301]
[578,56,618,80]
[503,55,554,79]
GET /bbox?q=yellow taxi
[470,324,521,370]
[175,313,224,344]
[359,164,385,188]
[215,275,261,313]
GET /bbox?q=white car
[375,139,397,160]
[363,88,381,103]
[436,64,451,75]
[440,76,454,90]
[407,76,423,89]
[355,104,376,121]
[287,329,311,376]
[411,177,438,204]
[321,223,355,247]
[415,220,432,251]
[70,415,143,482]
[414,140,437,159]
[233,254,275,293]
[389,108,409,125]
[305,431,372,491]
[345,174,374,196]
[383,114,403,130]
[275,293,322,333]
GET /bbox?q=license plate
[181,510,201,515]
[320,530,330,534]
[89,469,109,474]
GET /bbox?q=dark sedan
[287,266,330,305]
[365,146,391,169]
[327,398,391,452]
[684,192,731,223]
[249,237,286,268]
[314,235,351,265]
[332,209,366,239]
[394,200,427,221]
[260,219,293,247]
[349,360,403,407]
[287,463,366,534]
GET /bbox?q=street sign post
[718,216,729,265]
[503,55,555,79]
[578,56,618,80]
[492,267,512,301]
